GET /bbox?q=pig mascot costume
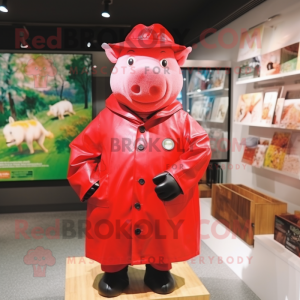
[67,24,211,297]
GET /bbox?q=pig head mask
[102,24,192,113]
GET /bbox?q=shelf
[234,122,300,131]
[254,235,300,273]
[196,119,224,123]
[187,87,228,96]
[243,162,300,180]
[236,69,300,85]
[261,166,300,180]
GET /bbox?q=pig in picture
[47,100,75,120]
[3,117,54,154]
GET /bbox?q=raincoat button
[137,144,144,151]
[138,178,145,185]
[135,228,142,235]
[134,203,141,210]
[139,126,146,133]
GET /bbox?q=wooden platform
[65,257,210,300]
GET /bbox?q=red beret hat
[108,24,187,53]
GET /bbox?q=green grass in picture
[0,104,91,181]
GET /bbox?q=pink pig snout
[128,66,167,103]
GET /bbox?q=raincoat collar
[105,93,183,125]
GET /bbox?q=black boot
[144,264,175,294]
[98,266,129,297]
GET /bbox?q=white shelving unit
[187,87,229,95]
[251,164,300,180]
[234,121,300,131]
[254,234,300,273]
[235,124,300,180]
[195,119,223,124]
[236,69,300,85]
[201,198,300,300]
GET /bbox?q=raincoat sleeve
[67,114,102,202]
[166,114,211,194]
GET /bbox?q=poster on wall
[0,53,93,181]
[237,24,265,62]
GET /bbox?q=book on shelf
[261,49,281,77]
[235,93,263,124]
[280,99,300,129]
[264,132,291,170]
[191,97,203,120]
[252,144,269,168]
[273,98,285,125]
[238,57,261,80]
[282,133,300,175]
[280,43,299,73]
[202,96,215,121]
[242,147,256,165]
[187,71,201,93]
[261,91,278,124]
[209,70,226,90]
[241,137,269,168]
[210,97,228,122]
[208,128,225,160]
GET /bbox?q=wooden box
[211,184,287,245]
[65,257,210,300]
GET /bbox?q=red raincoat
[68,94,211,265]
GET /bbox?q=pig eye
[160,59,168,67]
[128,57,135,66]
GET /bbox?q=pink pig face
[103,45,191,113]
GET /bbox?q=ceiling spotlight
[87,42,91,47]
[20,43,28,49]
[19,26,29,48]
[0,0,8,12]
[102,0,112,18]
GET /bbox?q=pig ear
[174,47,192,66]
[9,116,14,124]
[101,43,118,63]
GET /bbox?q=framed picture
[235,93,263,124]
[0,53,93,182]
[280,43,300,73]
[281,99,300,127]
[238,56,261,80]
[260,49,281,77]
[261,88,281,124]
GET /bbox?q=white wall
[189,0,300,213]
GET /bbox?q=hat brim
[108,39,186,53]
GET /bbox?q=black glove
[83,181,100,201]
[153,172,182,201]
